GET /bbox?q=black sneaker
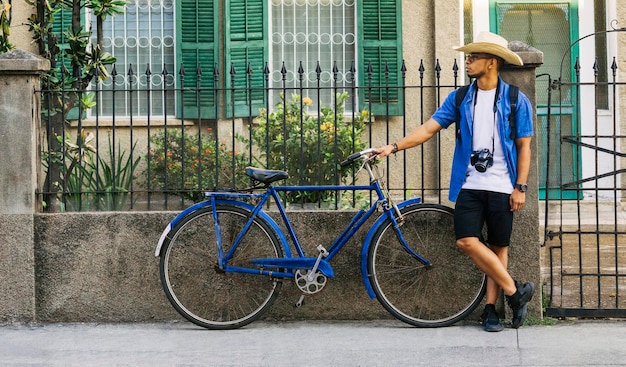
[507,281,535,329]
[481,304,503,332]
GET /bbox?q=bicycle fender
[154,199,291,258]
[155,201,208,257]
[360,197,422,299]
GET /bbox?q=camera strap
[454,80,519,141]
[471,82,498,155]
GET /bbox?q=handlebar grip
[340,152,363,167]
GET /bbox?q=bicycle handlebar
[340,148,377,167]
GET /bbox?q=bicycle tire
[159,204,283,329]
[367,203,486,327]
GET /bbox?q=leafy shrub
[42,129,140,211]
[0,0,14,53]
[250,92,368,204]
[147,127,249,202]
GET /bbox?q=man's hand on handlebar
[373,144,396,158]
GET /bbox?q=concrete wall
[618,1,626,194]
[33,211,392,323]
[32,206,536,324]
[3,0,37,54]
[0,49,48,322]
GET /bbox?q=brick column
[0,49,49,322]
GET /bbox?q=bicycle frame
[155,154,430,299]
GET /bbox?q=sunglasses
[465,53,494,63]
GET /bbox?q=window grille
[270,0,357,110]
[94,0,176,117]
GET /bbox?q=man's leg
[456,237,516,296]
[454,191,517,295]
[454,190,534,329]
[481,245,508,331]
[482,191,535,328]
[457,236,534,328]
[486,245,508,304]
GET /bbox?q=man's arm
[374,118,443,157]
[510,136,532,211]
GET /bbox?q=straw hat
[454,31,523,66]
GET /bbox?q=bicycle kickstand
[295,295,305,308]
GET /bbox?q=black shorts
[454,189,514,247]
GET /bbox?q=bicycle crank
[294,269,327,295]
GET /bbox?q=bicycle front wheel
[159,204,284,329]
[368,203,486,327]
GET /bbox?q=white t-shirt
[462,88,514,194]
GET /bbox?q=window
[269,0,357,110]
[90,0,402,118]
[94,0,176,117]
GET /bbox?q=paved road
[2,320,626,366]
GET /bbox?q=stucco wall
[32,211,392,323]
[30,209,542,324]
[6,1,37,54]
[618,1,626,194]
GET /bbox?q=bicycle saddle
[245,167,289,184]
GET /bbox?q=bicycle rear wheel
[368,203,486,327]
[159,204,284,329]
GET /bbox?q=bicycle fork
[368,164,432,268]
[367,161,404,225]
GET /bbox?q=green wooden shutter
[224,0,267,118]
[50,7,82,119]
[50,8,72,46]
[50,7,77,75]
[358,0,403,116]
[176,0,218,119]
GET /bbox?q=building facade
[6,0,625,203]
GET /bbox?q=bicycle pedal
[316,245,329,257]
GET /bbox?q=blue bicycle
[155,149,487,329]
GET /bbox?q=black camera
[470,149,493,173]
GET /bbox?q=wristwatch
[515,183,528,193]
[391,143,399,154]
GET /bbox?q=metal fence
[542,28,626,317]
[39,60,464,212]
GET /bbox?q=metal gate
[543,26,626,317]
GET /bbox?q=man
[374,32,535,332]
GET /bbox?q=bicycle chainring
[294,269,327,294]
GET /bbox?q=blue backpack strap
[508,85,519,139]
[454,85,470,140]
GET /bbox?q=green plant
[42,129,141,211]
[42,129,95,211]
[250,92,368,204]
[27,0,124,210]
[85,137,141,210]
[147,128,249,202]
[523,314,559,326]
[0,0,13,53]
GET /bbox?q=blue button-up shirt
[432,78,534,202]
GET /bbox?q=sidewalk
[1,320,625,366]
